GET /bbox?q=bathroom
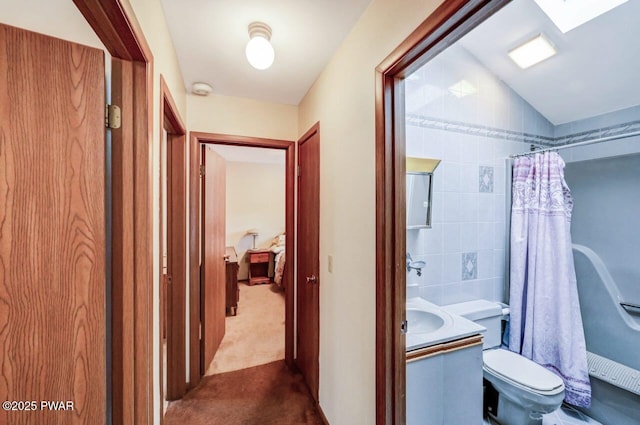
[404,0,640,424]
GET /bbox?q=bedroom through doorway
[205,143,288,376]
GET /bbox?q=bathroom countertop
[406,297,485,352]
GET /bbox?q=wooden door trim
[159,76,187,409]
[298,122,319,146]
[296,122,320,401]
[74,1,154,424]
[73,0,152,62]
[374,0,509,424]
[188,132,296,388]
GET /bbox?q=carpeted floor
[164,360,325,425]
[206,282,285,375]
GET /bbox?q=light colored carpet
[206,282,285,375]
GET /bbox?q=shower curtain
[509,151,591,407]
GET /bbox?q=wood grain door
[200,146,226,374]
[296,124,320,401]
[0,24,106,424]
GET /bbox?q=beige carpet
[206,282,285,375]
[164,361,324,425]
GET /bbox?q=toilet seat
[483,349,564,396]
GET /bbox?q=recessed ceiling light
[534,0,628,33]
[508,34,556,69]
[448,80,477,98]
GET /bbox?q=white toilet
[443,300,565,425]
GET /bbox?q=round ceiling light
[245,22,274,70]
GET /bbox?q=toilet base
[494,394,543,425]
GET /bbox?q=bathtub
[573,244,640,425]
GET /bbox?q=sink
[406,297,485,350]
[406,308,446,334]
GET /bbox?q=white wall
[0,0,105,50]
[405,43,543,306]
[225,161,286,280]
[187,93,298,141]
[296,0,456,422]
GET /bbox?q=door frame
[73,1,154,423]
[159,76,187,407]
[374,0,510,424]
[188,131,296,388]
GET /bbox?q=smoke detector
[191,82,213,96]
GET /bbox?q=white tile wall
[405,43,551,306]
[442,223,461,253]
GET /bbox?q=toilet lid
[483,349,564,393]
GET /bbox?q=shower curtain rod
[509,130,640,158]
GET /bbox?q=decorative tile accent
[406,113,640,149]
[406,113,554,145]
[461,252,477,281]
[554,119,640,146]
[479,166,494,193]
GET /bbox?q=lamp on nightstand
[246,228,259,249]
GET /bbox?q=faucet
[406,253,424,277]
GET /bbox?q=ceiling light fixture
[448,79,477,98]
[245,22,275,70]
[508,34,556,69]
[534,0,628,33]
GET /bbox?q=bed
[269,233,286,289]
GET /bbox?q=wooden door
[0,24,105,424]
[200,146,226,373]
[296,124,320,401]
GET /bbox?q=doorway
[202,144,287,375]
[188,132,296,388]
[1,1,155,423]
[374,0,510,423]
[159,76,187,416]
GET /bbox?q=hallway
[164,282,324,424]
[207,282,285,374]
[164,360,324,424]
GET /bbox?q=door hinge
[105,104,121,129]
[400,320,408,335]
[199,322,202,340]
[199,164,205,177]
[297,165,300,177]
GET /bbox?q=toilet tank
[442,300,503,349]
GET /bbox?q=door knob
[306,275,317,284]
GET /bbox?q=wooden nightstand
[225,247,239,316]
[248,249,272,285]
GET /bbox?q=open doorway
[203,144,288,375]
[378,0,640,424]
[159,76,187,417]
[188,132,296,388]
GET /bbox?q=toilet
[442,300,565,425]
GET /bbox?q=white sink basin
[406,308,446,334]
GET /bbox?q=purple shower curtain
[509,151,591,407]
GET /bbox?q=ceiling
[208,145,285,165]
[458,0,640,125]
[160,0,373,105]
